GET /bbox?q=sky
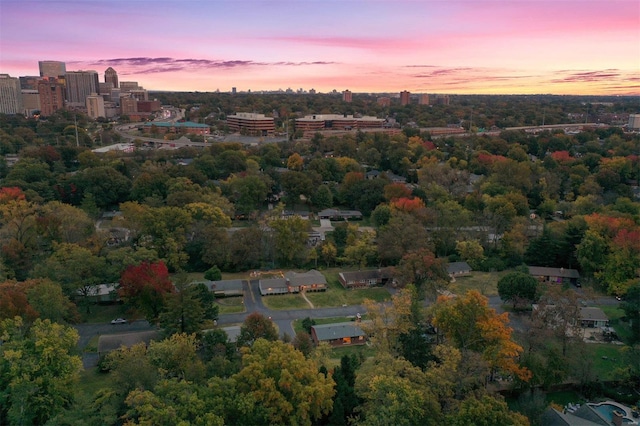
[1,0,639,95]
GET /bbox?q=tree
[72,166,131,208]
[0,317,82,426]
[621,283,640,343]
[146,333,206,382]
[287,152,304,171]
[376,213,430,265]
[204,265,222,281]
[431,291,531,382]
[233,339,335,426]
[119,261,174,321]
[449,395,529,426]
[497,272,539,309]
[361,287,416,355]
[269,216,309,267]
[396,248,449,300]
[237,312,278,347]
[354,353,441,426]
[311,184,333,210]
[159,281,207,336]
[32,242,108,306]
[26,279,78,323]
[292,331,314,357]
[456,240,485,268]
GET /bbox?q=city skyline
[1,0,638,95]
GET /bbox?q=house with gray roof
[447,262,472,278]
[197,279,244,297]
[259,277,289,296]
[317,209,363,221]
[310,321,367,346]
[338,268,393,289]
[259,270,327,295]
[528,266,580,285]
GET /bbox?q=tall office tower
[419,94,430,105]
[119,81,140,92]
[39,61,66,78]
[104,67,118,89]
[19,76,41,90]
[37,79,65,116]
[342,90,352,102]
[0,74,24,114]
[232,87,237,94]
[99,82,114,97]
[120,95,138,115]
[65,70,100,107]
[86,93,105,119]
[400,90,411,106]
[21,90,40,115]
[435,94,450,105]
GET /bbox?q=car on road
[111,318,128,325]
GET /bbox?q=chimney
[612,410,623,426]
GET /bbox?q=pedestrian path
[300,290,315,309]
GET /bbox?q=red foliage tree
[550,150,573,163]
[118,261,174,321]
[0,187,26,203]
[0,281,39,322]
[391,197,426,213]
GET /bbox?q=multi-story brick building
[226,112,275,136]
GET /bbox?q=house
[366,169,407,183]
[338,268,394,289]
[78,283,119,304]
[447,262,472,278]
[197,279,244,298]
[259,277,290,296]
[580,307,609,328]
[310,321,367,346]
[317,209,363,221]
[97,330,160,357]
[540,401,638,425]
[259,270,327,295]
[528,266,580,285]
[284,270,327,292]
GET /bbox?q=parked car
[111,318,128,325]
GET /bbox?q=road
[74,283,621,364]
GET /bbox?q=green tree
[354,353,441,426]
[204,265,222,281]
[497,272,539,309]
[234,339,335,426]
[396,248,449,301]
[311,184,333,210]
[0,317,82,425]
[621,283,640,343]
[269,216,309,267]
[449,395,529,426]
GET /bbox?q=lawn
[330,344,376,360]
[262,294,312,310]
[216,296,245,314]
[449,271,509,297]
[80,303,130,323]
[588,344,628,381]
[305,268,392,307]
[596,304,633,343]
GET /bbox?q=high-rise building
[629,114,640,130]
[22,90,40,115]
[39,61,66,78]
[104,67,118,90]
[130,89,148,101]
[65,70,99,107]
[120,95,138,115]
[120,81,140,92]
[419,94,430,105]
[0,74,23,114]
[86,93,105,119]
[342,90,352,102]
[400,90,411,106]
[19,76,41,90]
[37,79,65,116]
[435,94,450,105]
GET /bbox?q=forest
[0,93,639,425]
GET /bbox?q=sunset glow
[1,0,638,95]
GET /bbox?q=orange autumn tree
[432,290,531,382]
[391,197,426,213]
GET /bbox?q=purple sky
[1,0,639,94]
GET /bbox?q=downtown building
[400,90,411,106]
[0,74,24,114]
[37,78,65,116]
[65,70,100,107]
[226,112,275,136]
[86,93,105,119]
[39,60,66,78]
[295,114,385,134]
[104,67,118,90]
[342,90,352,102]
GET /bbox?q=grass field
[216,296,245,314]
[330,344,376,359]
[588,344,628,381]
[449,271,508,297]
[596,304,633,343]
[262,294,311,310]
[80,303,130,323]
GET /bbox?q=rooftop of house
[311,321,367,341]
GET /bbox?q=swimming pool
[590,402,637,425]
